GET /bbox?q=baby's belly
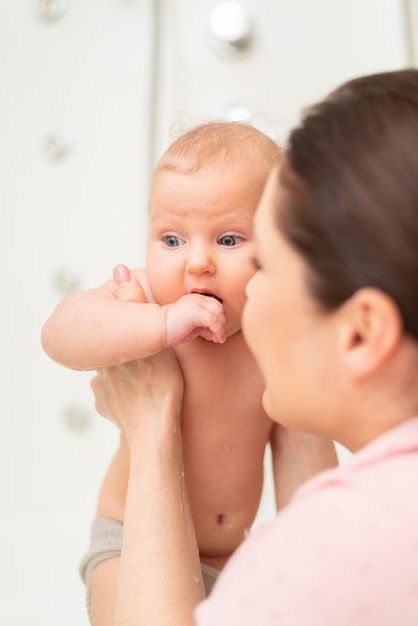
[193,506,260,570]
[185,451,266,569]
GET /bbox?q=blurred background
[0,1,416,623]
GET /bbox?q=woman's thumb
[112,264,146,303]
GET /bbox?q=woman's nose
[186,243,215,274]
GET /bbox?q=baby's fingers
[205,314,226,343]
[192,296,226,343]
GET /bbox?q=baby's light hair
[153,121,282,177]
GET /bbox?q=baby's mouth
[192,290,223,304]
[202,293,223,304]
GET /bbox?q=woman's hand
[91,349,184,440]
[112,263,147,303]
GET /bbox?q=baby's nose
[186,243,215,274]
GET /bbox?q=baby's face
[146,162,265,338]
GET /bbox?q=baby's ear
[112,264,147,303]
[338,288,403,380]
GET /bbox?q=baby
[41,122,336,620]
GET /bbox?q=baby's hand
[112,264,146,303]
[164,294,226,346]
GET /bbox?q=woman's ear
[338,288,403,379]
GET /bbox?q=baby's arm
[270,424,338,510]
[86,434,127,626]
[41,264,226,371]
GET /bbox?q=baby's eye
[164,235,185,248]
[219,235,243,247]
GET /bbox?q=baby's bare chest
[178,342,271,486]
[178,338,271,455]
[176,340,273,560]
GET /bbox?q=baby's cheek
[224,301,246,337]
[147,271,180,305]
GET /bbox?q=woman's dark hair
[278,69,418,338]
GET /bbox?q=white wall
[0,1,412,623]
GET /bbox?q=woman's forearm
[116,418,204,626]
[88,352,200,625]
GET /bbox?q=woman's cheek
[242,297,258,353]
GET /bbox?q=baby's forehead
[150,159,273,203]
[148,186,257,233]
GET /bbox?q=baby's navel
[216,514,227,525]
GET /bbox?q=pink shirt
[196,418,418,626]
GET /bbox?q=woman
[92,69,418,625]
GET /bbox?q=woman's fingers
[112,264,146,303]
[90,350,184,435]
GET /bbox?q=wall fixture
[33,0,68,23]
[208,1,254,58]
[218,101,278,140]
[43,130,74,161]
[63,404,91,433]
[53,269,81,296]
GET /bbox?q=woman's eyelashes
[251,257,262,271]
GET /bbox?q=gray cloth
[79,517,124,623]
[200,562,220,596]
[80,517,220,621]
[79,517,124,587]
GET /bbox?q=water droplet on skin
[157,565,165,581]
